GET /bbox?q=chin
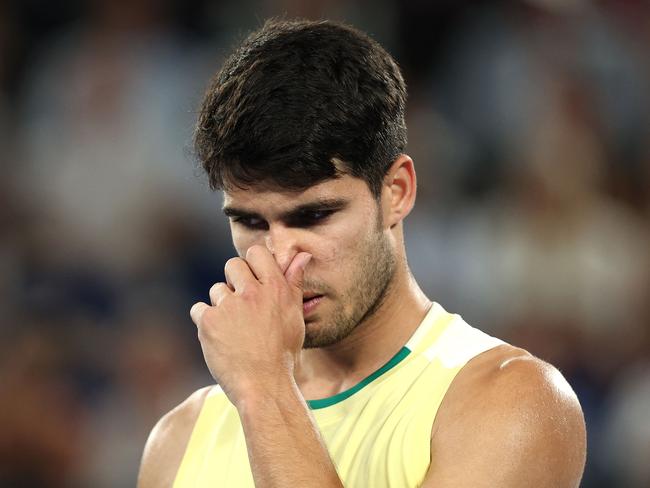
[303,322,352,349]
[302,323,328,349]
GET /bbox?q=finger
[284,252,312,297]
[245,245,283,284]
[224,257,257,292]
[190,301,210,326]
[209,282,232,306]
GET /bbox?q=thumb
[284,252,312,297]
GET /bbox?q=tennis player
[138,19,586,488]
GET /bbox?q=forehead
[223,175,373,214]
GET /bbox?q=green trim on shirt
[307,346,412,410]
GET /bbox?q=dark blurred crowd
[1,1,649,486]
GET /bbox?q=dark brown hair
[194,18,407,197]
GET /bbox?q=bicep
[421,357,586,488]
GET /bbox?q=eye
[231,216,268,230]
[290,209,335,227]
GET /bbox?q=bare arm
[236,378,343,488]
[137,387,211,488]
[422,351,586,488]
[190,245,344,487]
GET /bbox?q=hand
[190,245,312,408]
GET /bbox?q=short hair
[194,18,407,198]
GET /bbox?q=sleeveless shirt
[174,302,504,487]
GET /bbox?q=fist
[190,245,312,406]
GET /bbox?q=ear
[381,155,417,228]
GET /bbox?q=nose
[264,225,303,274]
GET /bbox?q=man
[138,19,586,487]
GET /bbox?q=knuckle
[191,303,206,322]
[246,245,264,260]
[224,257,242,270]
[197,307,210,324]
[209,282,228,297]
[237,284,257,300]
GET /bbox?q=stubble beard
[302,225,397,349]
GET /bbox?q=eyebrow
[222,197,349,222]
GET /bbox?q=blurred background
[1,0,649,486]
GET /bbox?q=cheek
[312,237,339,264]
[230,227,257,257]
[313,223,372,270]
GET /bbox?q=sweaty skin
[138,156,586,488]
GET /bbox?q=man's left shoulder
[454,344,586,433]
[476,345,584,418]
[429,344,587,487]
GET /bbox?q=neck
[294,263,431,400]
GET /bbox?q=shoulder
[137,386,213,488]
[428,345,586,487]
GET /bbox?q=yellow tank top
[174,302,504,487]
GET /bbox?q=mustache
[301,278,333,295]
